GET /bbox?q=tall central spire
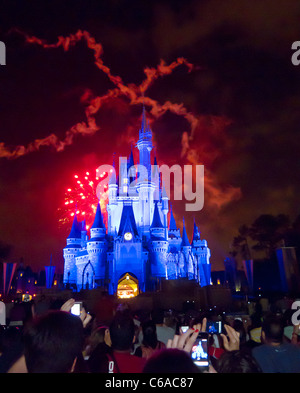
[139,104,152,141]
[137,105,153,180]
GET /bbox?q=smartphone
[71,301,82,316]
[180,325,189,333]
[191,332,209,370]
[206,320,222,334]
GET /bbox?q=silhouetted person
[23,310,84,373]
[143,348,200,373]
[150,308,175,345]
[134,320,165,359]
[0,326,24,373]
[217,350,262,373]
[107,313,146,373]
[252,314,300,373]
[87,326,113,373]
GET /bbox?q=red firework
[58,169,109,231]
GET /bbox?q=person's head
[115,302,131,317]
[142,320,158,349]
[109,313,135,351]
[89,325,111,352]
[261,314,284,345]
[233,319,247,345]
[217,350,262,373]
[23,310,84,373]
[143,348,201,373]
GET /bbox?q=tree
[249,214,290,258]
[283,214,300,261]
[232,224,252,260]
[232,214,291,260]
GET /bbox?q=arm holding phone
[220,324,240,351]
[168,317,240,352]
[167,318,218,373]
[167,323,203,353]
[60,298,92,328]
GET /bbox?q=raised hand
[220,324,240,351]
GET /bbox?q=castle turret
[127,144,136,189]
[191,220,211,286]
[180,218,195,279]
[161,183,169,240]
[149,202,169,278]
[85,202,107,285]
[168,205,182,257]
[90,201,106,239]
[136,107,155,234]
[192,219,201,242]
[81,219,88,248]
[63,213,81,286]
[108,156,118,200]
[107,157,118,235]
[137,105,153,178]
[152,155,160,202]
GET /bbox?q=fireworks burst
[58,168,109,231]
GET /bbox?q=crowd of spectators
[1,293,300,373]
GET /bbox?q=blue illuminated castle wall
[63,109,211,294]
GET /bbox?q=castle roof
[67,214,81,239]
[118,203,139,237]
[91,202,105,229]
[128,144,134,169]
[150,202,164,229]
[192,219,201,242]
[169,205,178,231]
[181,219,190,247]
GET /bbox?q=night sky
[0,0,300,274]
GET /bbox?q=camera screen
[206,321,222,334]
[191,337,209,367]
[71,303,81,316]
[181,326,189,333]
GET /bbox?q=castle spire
[181,218,190,247]
[141,103,147,133]
[127,143,135,185]
[192,218,201,242]
[118,204,139,238]
[137,105,153,178]
[91,201,105,229]
[67,212,81,239]
[169,205,178,231]
[109,153,117,185]
[150,202,164,229]
[128,143,134,168]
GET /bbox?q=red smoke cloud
[1,29,241,209]
[1,29,198,158]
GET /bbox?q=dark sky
[0,0,300,274]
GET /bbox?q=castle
[63,109,211,297]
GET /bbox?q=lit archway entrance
[117,273,139,299]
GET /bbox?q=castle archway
[117,272,139,299]
[82,261,96,290]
